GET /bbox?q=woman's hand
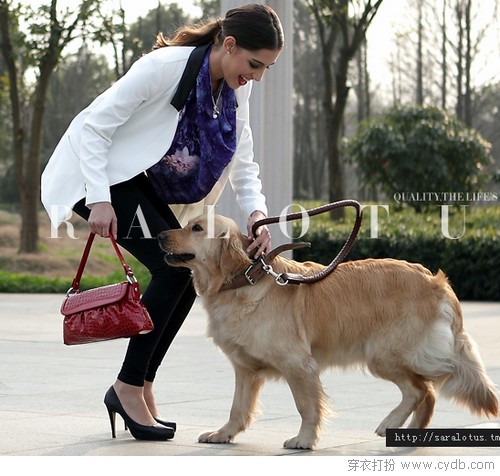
[88,202,118,238]
[246,210,271,258]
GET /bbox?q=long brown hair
[153,3,284,51]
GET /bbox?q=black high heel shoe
[104,386,174,440]
[155,417,177,431]
[124,417,176,432]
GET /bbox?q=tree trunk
[19,56,56,252]
[416,0,424,105]
[0,2,35,252]
[464,0,472,126]
[20,19,59,252]
[363,40,371,119]
[356,39,370,122]
[455,2,464,120]
[328,50,349,219]
[441,0,447,109]
[19,186,39,252]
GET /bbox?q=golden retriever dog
[158,214,498,449]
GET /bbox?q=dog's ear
[217,230,252,278]
[240,234,254,257]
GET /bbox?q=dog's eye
[192,224,204,232]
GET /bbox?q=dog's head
[158,214,253,295]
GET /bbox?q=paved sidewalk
[0,294,499,460]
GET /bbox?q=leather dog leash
[222,200,363,290]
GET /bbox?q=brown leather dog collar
[220,242,311,291]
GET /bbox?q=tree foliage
[0,0,498,257]
[306,0,384,219]
[43,45,114,161]
[346,105,493,210]
[0,0,104,252]
[94,2,191,78]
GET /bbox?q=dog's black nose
[157,231,168,248]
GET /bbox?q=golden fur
[158,214,498,449]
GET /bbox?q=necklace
[212,80,225,119]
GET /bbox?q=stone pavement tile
[0,295,499,458]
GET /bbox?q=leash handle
[252,200,363,284]
[251,200,361,237]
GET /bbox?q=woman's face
[220,37,281,90]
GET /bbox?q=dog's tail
[440,331,498,418]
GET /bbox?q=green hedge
[0,258,151,294]
[292,204,499,301]
[1,204,498,301]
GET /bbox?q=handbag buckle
[126,274,138,284]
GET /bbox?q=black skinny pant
[73,173,196,386]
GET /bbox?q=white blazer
[41,45,267,228]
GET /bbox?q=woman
[41,4,283,441]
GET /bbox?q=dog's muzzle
[157,231,195,266]
[164,253,195,265]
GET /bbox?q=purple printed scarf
[147,47,237,204]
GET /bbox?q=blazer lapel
[170,43,212,111]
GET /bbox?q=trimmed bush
[0,258,151,294]
[345,106,493,212]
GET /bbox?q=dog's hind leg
[281,355,328,450]
[408,382,436,429]
[370,362,432,437]
[198,364,264,444]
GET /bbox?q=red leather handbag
[61,233,154,345]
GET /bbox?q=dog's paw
[283,435,315,450]
[375,415,396,437]
[375,423,388,437]
[198,430,233,444]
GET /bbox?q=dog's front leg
[281,356,327,450]
[199,365,264,444]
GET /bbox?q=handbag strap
[70,233,135,292]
